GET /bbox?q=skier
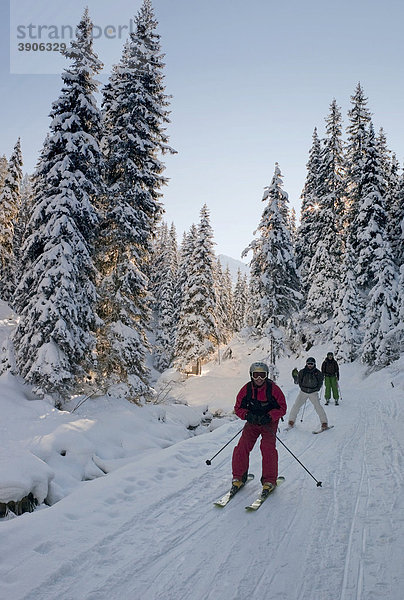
[287,357,328,431]
[321,352,340,405]
[292,367,299,384]
[231,362,287,496]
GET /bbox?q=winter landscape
[1,0,404,599]
[0,304,403,600]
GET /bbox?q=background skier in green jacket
[321,352,340,405]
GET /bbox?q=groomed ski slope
[1,360,403,600]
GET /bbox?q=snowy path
[1,370,403,600]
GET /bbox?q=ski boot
[261,481,276,499]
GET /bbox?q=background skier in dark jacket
[321,352,340,405]
[287,357,328,430]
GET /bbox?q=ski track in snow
[1,375,403,600]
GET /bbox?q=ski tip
[312,425,335,434]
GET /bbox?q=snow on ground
[0,323,403,599]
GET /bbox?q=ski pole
[300,400,307,423]
[272,431,322,487]
[206,427,244,465]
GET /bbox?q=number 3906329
[18,42,67,52]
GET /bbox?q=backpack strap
[241,379,278,413]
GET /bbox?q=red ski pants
[232,422,278,485]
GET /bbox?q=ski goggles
[252,372,267,379]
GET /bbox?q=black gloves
[246,412,258,424]
[259,414,272,425]
[246,412,271,425]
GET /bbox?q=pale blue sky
[1,0,404,259]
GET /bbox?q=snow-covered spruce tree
[12,10,103,401]
[387,157,404,267]
[361,253,400,368]
[175,226,195,324]
[305,100,345,322]
[295,128,323,296]
[233,268,249,331]
[0,138,23,302]
[375,129,400,251]
[244,163,301,334]
[223,265,235,337]
[351,124,391,292]
[352,126,400,368]
[376,128,392,191]
[173,206,218,369]
[13,173,34,269]
[151,222,178,371]
[150,221,169,309]
[97,0,172,398]
[287,207,297,244]
[345,83,372,228]
[168,222,180,318]
[322,99,346,230]
[333,241,362,362]
[393,265,404,354]
[214,259,234,345]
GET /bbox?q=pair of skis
[284,425,335,434]
[214,475,285,511]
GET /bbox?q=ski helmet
[249,362,269,376]
[306,357,316,365]
[327,351,334,358]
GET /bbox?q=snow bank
[0,371,213,511]
[0,449,53,504]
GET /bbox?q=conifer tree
[97,0,172,397]
[287,207,297,243]
[305,100,344,322]
[12,10,103,400]
[173,206,217,369]
[0,139,23,302]
[376,128,391,194]
[152,222,178,370]
[352,124,390,291]
[345,83,372,226]
[322,99,346,230]
[333,242,362,362]
[244,163,301,333]
[361,255,399,367]
[394,265,404,353]
[175,226,196,329]
[233,269,249,331]
[168,222,181,331]
[295,128,323,295]
[214,259,234,344]
[223,265,234,337]
[150,222,169,309]
[173,227,198,369]
[13,173,34,268]
[387,157,404,266]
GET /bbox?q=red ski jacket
[234,380,287,423]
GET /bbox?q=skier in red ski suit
[231,362,287,493]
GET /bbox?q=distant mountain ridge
[218,254,249,283]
